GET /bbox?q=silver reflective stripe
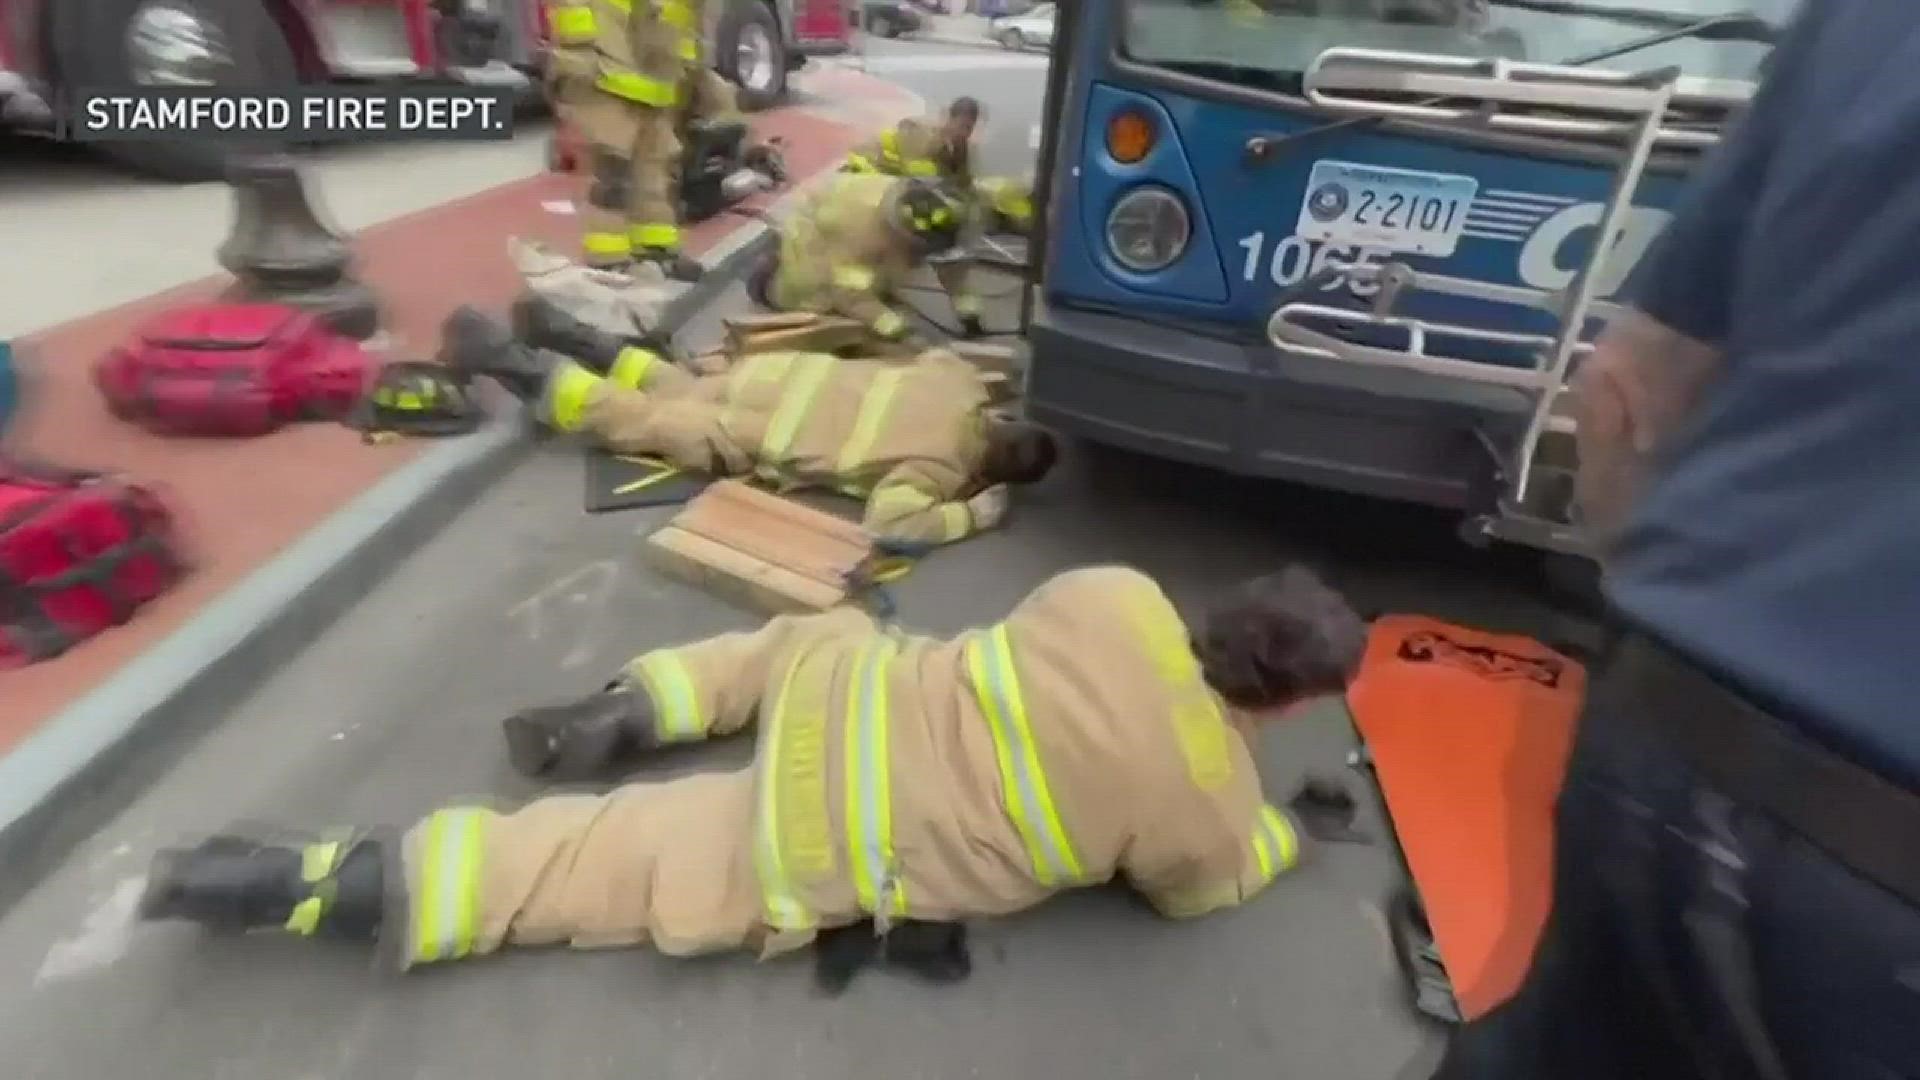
[966,627,1083,886]
[847,639,903,915]
[633,650,702,742]
[413,808,485,964]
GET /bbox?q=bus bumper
[1026,300,1531,511]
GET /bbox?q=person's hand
[964,485,1011,531]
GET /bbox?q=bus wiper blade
[1491,1,1779,45]
[1565,12,1778,65]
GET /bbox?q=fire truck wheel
[717,1,787,112]
[51,0,300,182]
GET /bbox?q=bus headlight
[1105,186,1190,273]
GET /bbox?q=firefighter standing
[845,96,981,186]
[441,302,1056,546]
[753,173,986,343]
[136,566,1366,974]
[545,0,730,282]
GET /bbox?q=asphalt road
[0,41,1584,1080]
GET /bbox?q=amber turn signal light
[1106,110,1155,165]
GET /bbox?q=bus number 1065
[1236,231,1387,293]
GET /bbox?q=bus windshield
[1122,0,1801,95]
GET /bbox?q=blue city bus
[1021,0,1793,555]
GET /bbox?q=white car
[990,3,1055,51]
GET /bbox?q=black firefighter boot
[437,305,556,401]
[138,833,386,941]
[508,294,680,375]
[501,681,663,782]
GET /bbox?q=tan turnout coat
[579,347,995,545]
[676,564,1307,952]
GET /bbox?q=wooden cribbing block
[724,312,870,355]
[979,371,1015,406]
[684,350,733,376]
[645,480,876,614]
[951,342,1020,379]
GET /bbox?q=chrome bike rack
[1267,48,1750,556]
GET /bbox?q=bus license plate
[1295,161,1479,258]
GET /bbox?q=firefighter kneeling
[438,301,1050,546]
[751,173,986,344]
[137,565,1366,976]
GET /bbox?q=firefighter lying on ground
[136,565,1368,985]
[845,96,981,187]
[750,173,989,343]
[545,0,735,281]
[439,301,1057,547]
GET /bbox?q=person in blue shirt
[1438,3,1920,1077]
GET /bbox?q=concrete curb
[0,227,773,916]
[904,31,1032,52]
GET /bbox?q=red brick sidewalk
[1,73,918,751]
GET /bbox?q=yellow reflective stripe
[880,129,903,167]
[965,626,1084,887]
[284,839,349,934]
[300,841,341,882]
[845,153,879,173]
[549,4,597,41]
[906,159,940,177]
[583,230,632,257]
[597,70,678,106]
[756,658,814,929]
[758,652,835,929]
[720,349,794,432]
[727,350,796,402]
[870,309,906,338]
[832,264,876,292]
[779,680,834,877]
[607,346,659,391]
[658,0,695,29]
[1128,590,1233,791]
[677,35,699,60]
[603,0,632,11]
[411,808,487,964]
[844,639,906,917]
[756,352,835,478]
[630,222,681,250]
[541,360,603,433]
[939,502,970,540]
[1254,805,1300,883]
[284,897,324,935]
[629,649,703,742]
[834,369,905,477]
[870,484,934,516]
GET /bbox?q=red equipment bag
[93,303,372,436]
[0,464,186,669]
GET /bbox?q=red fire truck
[0,0,852,180]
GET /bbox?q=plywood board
[644,480,875,615]
[725,312,870,356]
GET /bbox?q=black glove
[959,315,985,339]
[1287,775,1373,845]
